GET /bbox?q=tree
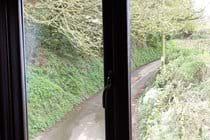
[131,0,202,65]
[25,0,202,58]
[24,0,103,55]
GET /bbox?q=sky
[194,0,210,19]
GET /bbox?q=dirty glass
[23,0,104,139]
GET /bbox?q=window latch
[103,71,112,109]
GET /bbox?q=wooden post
[161,33,166,66]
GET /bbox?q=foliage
[25,27,161,137]
[131,0,201,38]
[24,0,202,55]
[139,40,210,140]
[24,0,102,55]
[180,21,198,37]
[132,46,161,70]
[146,33,162,48]
[23,0,163,137]
[131,0,202,65]
[27,46,104,137]
[173,39,210,51]
[27,72,79,135]
[190,30,210,39]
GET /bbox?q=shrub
[139,41,210,140]
[146,33,162,48]
[27,72,79,135]
[132,46,161,70]
[27,47,104,137]
[24,2,162,137]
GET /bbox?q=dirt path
[34,60,161,140]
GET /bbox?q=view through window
[130,0,210,139]
[23,0,104,139]
[23,0,210,139]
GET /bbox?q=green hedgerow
[139,40,210,140]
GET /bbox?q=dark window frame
[103,0,131,139]
[0,0,27,140]
[0,0,131,139]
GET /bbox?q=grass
[139,39,210,140]
[131,46,161,70]
[174,39,210,51]
[27,47,103,136]
[26,28,161,137]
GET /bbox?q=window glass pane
[23,0,104,139]
[130,0,210,139]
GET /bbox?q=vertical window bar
[0,0,27,139]
[102,0,132,139]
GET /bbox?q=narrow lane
[34,60,161,140]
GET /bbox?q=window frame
[102,0,132,139]
[0,0,131,139]
[0,0,27,140]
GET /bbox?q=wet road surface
[34,60,161,140]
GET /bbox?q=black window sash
[0,0,27,140]
[0,0,131,139]
[102,0,131,139]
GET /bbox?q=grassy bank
[139,40,210,140]
[27,26,161,136]
[132,46,161,70]
[27,47,104,136]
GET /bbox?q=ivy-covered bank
[26,24,161,137]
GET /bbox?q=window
[2,0,209,140]
[0,0,131,140]
[24,0,104,139]
[130,0,210,139]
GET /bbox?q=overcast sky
[194,0,210,18]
